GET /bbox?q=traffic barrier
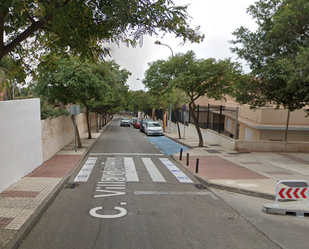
[275,180,309,207]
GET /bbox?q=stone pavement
[1,122,309,248]
[167,133,309,200]
[0,128,104,249]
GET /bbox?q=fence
[168,104,238,139]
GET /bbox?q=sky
[107,0,258,91]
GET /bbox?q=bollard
[186,153,190,166]
[179,148,183,161]
[195,158,199,173]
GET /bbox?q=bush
[41,102,70,120]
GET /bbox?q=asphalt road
[18,120,280,249]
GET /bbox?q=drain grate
[194,184,207,189]
[65,183,78,189]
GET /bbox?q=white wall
[0,99,43,193]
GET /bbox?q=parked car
[120,117,130,127]
[133,118,141,129]
[145,122,164,136]
[130,117,137,126]
[140,118,153,133]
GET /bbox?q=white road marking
[142,158,166,182]
[74,157,97,182]
[159,158,193,183]
[90,153,164,156]
[101,158,125,182]
[134,191,218,199]
[124,157,139,182]
[89,206,127,219]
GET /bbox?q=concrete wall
[41,113,97,161]
[0,99,43,193]
[235,140,309,152]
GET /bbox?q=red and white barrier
[275,180,309,206]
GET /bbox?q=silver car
[120,118,130,127]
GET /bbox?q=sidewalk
[1,124,309,248]
[0,128,104,249]
[166,132,309,200]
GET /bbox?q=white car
[120,118,130,127]
[145,122,164,136]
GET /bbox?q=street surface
[18,120,280,249]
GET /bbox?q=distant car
[145,122,164,136]
[133,118,141,129]
[140,118,153,133]
[120,117,130,127]
[130,117,137,126]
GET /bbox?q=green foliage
[40,101,70,120]
[33,54,130,116]
[230,0,309,110]
[0,0,204,64]
[0,56,27,99]
[144,50,242,146]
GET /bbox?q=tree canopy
[230,0,309,110]
[144,50,242,146]
[34,55,130,138]
[0,0,204,63]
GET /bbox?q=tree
[0,57,27,100]
[0,0,204,63]
[34,55,129,143]
[90,62,131,128]
[160,88,189,138]
[143,61,189,136]
[230,0,309,111]
[145,51,242,147]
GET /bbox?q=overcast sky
[108,0,258,91]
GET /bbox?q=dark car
[140,118,153,132]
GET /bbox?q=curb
[4,122,111,249]
[164,134,194,150]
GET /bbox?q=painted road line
[159,158,193,183]
[142,158,166,182]
[90,153,164,156]
[74,157,97,182]
[124,157,139,182]
[101,157,125,182]
[134,191,218,200]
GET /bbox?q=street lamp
[154,41,174,57]
[154,40,173,134]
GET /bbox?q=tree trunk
[96,113,99,132]
[189,102,204,147]
[174,109,182,139]
[71,115,82,148]
[99,114,102,129]
[85,105,92,139]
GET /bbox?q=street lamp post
[154,40,173,134]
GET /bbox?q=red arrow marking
[301,188,307,198]
[286,188,292,198]
[293,188,300,198]
[279,188,286,199]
